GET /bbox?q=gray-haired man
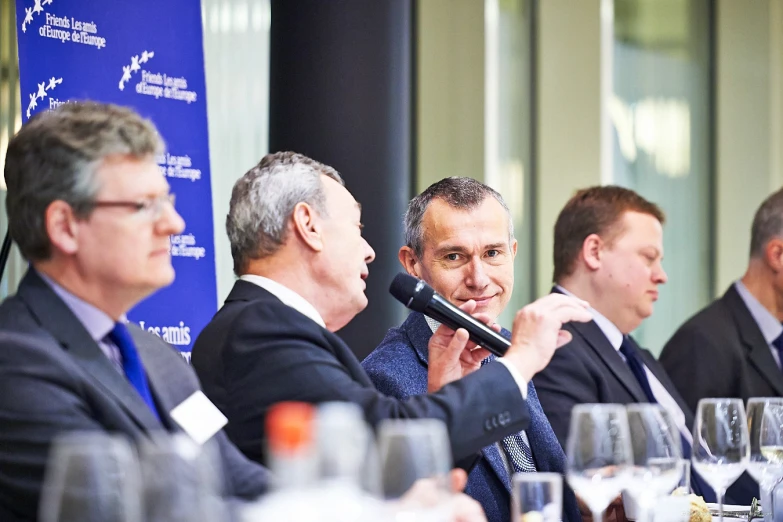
[191,152,592,479]
[0,102,269,521]
[661,187,783,409]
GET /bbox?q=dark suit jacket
[532,307,755,504]
[660,284,783,412]
[362,312,581,522]
[0,270,268,521]
[191,280,531,467]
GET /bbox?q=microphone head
[389,273,434,312]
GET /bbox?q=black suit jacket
[533,303,756,504]
[191,280,531,466]
[0,271,268,521]
[660,284,783,412]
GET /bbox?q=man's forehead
[422,198,508,238]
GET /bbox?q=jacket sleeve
[219,306,531,464]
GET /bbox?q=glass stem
[717,488,726,522]
[593,509,604,522]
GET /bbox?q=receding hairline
[418,196,514,252]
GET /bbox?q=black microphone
[389,273,510,357]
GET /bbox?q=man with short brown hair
[532,186,731,503]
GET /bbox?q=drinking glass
[512,472,563,522]
[137,433,228,522]
[691,398,750,522]
[39,432,142,522]
[566,404,633,522]
[377,419,453,520]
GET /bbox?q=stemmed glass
[691,398,750,522]
[749,399,783,522]
[137,433,228,522]
[624,404,684,522]
[377,419,453,521]
[566,404,633,522]
[39,432,142,522]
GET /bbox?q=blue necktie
[619,337,714,500]
[482,357,537,473]
[619,336,656,403]
[772,331,783,369]
[108,322,160,421]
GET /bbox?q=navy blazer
[533,297,756,505]
[192,281,532,467]
[363,312,581,522]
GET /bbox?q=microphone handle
[425,296,511,357]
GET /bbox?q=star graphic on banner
[32,0,43,15]
[26,93,38,117]
[22,7,33,32]
[119,66,132,90]
[46,77,60,90]
[36,82,47,99]
[118,50,154,92]
[42,0,53,4]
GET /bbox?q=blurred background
[1,0,780,359]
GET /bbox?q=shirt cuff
[496,358,528,400]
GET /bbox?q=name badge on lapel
[169,391,228,444]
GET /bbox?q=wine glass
[566,404,633,522]
[39,432,142,522]
[377,419,453,520]
[691,398,750,522]
[137,433,228,522]
[512,473,563,522]
[624,404,684,522]
[753,399,783,522]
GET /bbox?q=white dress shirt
[239,274,326,328]
[556,285,692,444]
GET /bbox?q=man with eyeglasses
[0,102,269,521]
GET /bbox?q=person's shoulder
[363,324,418,368]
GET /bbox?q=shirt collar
[734,280,783,344]
[36,270,121,342]
[240,274,326,328]
[556,284,624,350]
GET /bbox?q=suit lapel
[570,320,649,402]
[18,270,162,431]
[403,312,434,367]
[724,287,783,396]
[131,327,188,430]
[637,343,695,424]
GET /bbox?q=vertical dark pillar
[269,0,413,360]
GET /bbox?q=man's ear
[45,200,80,255]
[398,246,424,278]
[291,201,323,252]
[581,233,603,271]
[765,238,783,273]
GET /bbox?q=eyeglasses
[91,193,176,221]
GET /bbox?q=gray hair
[4,101,164,261]
[227,151,344,275]
[750,187,783,258]
[404,177,514,258]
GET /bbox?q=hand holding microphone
[389,273,592,385]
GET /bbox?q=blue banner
[15,0,217,360]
